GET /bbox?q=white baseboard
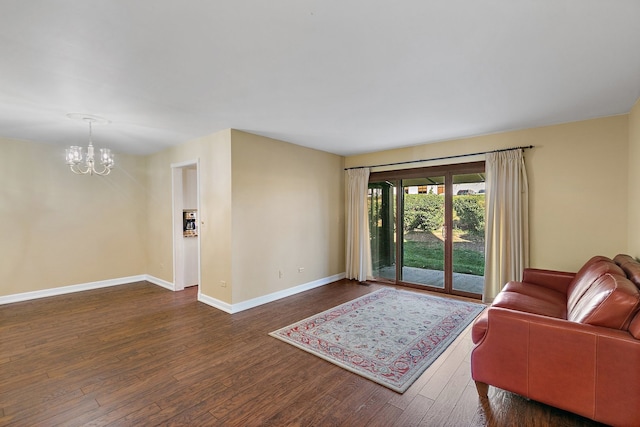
[0,275,148,305]
[144,275,175,291]
[197,292,234,313]
[197,272,346,314]
[0,272,346,313]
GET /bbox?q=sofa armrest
[471,307,640,426]
[522,268,575,293]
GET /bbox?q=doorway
[172,160,201,294]
[368,162,485,299]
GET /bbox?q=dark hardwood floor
[0,280,605,426]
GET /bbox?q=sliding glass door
[401,176,445,288]
[368,162,485,299]
[451,172,486,295]
[369,181,396,281]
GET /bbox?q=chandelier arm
[93,165,112,176]
[69,164,91,175]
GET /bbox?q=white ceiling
[1,0,639,156]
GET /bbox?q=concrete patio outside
[376,266,484,295]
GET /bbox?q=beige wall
[144,129,345,305]
[1,129,345,306]
[3,108,636,301]
[145,129,233,303]
[0,137,147,297]
[229,130,345,303]
[346,116,630,272]
[628,99,640,258]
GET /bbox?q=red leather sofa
[471,254,640,426]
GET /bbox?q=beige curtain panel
[345,168,372,281]
[484,149,529,302]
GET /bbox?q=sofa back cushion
[614,254,640,290]
[568,273,640,330]
[567,257,625,314]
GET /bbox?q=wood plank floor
[0,280,605,426]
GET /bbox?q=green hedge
[403,194,485,235]
[403,194,444,232]
[453,195,485,235]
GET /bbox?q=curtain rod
[344,145,534,170]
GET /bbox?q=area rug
[269,288,485,393]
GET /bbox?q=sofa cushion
[614,254,640,290]
[503,281,567,307]
[568,273,640,329]
[567,258,625,315]
[492,290,567,319]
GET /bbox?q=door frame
[171,159,201,294]
[370,161,485,299]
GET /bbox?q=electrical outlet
[220,280,227,288]
[279,270,283,279]
[298,267,305,273]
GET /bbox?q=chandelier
[65,114,115,176]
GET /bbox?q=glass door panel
[368,182,396,281]
[451,173,486,295]
[401,177,445,288]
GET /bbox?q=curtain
[345,168,371,281]
[484,149,529,302]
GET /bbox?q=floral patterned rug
[269,288,485,393]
